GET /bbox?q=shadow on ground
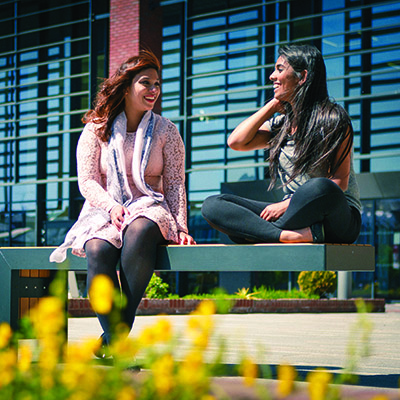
[210,364,400,389]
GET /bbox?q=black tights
[201,177,361,244]
[85,217,166,344]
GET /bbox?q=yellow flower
[18,343,33,373]
[30,296,65,338]
[370,396,390,400]
[67,393,91,400]
[239,357,258,387]
[0,323,12,349]
[137,317,173,348]
[186,305,214,349]
[137,325,157,347]
[88,274,115,314]
[0,348,17,388]
[62,339,106,398]
[195,300,216,316]
[61,358,103,394]
[187,316,212,348]
[65,338,99,364]
[178,350,207,389]
[61,365,82,390]
[117,386,136,400]
[38,335,63,375]
[151,353,175,396]
[118,341,140,362]
[153,317,173,342]
[307,369,333,400]
[277,364,297,397]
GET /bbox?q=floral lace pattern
[73,114,188,254]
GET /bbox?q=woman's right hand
[268,98,286,114]
[110,205,130,231]
[227,98,285,151]
[260,199,290,221]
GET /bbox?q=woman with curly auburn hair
[51,49,195,357]
[202,44,361,245]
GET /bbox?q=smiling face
[124,68,160,114]
[269,56,302,105]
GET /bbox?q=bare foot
[279,227,313,243]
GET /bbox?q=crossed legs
[201,178,361,244]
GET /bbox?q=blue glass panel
[163,25,180,36]
[229,10,258,25]
[193,16,226,31]
[323,0,345,11]
[322,14,344,34]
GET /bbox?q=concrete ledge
[68,298,386,317]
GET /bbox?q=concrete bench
[0,243,375,330]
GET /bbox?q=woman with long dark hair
[201,44,361,244]
[51,50,195,356]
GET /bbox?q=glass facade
[356,195,400,299]
[0,0,109,247]
[160,0,400,297]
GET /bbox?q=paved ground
[68,303,400,392]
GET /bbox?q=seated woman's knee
[85,239,111,259]
[124,217,160,241]
[201,195,221,221]
[304,177,342,196]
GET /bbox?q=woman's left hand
[178,231,196,245]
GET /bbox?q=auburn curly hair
[82,49,161,142]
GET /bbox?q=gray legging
[85,217,166,345]
[201,177,361,244]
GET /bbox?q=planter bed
[68,297,385,317]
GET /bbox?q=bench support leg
[0,269,18,330]
[338,271,352,300]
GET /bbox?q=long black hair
[268,44,353,189]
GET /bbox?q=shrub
[297,271,337,298]
[145,274,169,299]
[235,287,260,299]
[255,286,319,300]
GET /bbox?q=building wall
[109,0,140,76]
[0,0,97,247]
[109,0,162,111]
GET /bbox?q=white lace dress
[71,114,188,257]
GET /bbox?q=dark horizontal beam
[156,244,374,272]
[0,244,375,273]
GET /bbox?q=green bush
[297,271,337,298]
[167,286,318,300]
[255,286,319,300]
[145,273,169,299]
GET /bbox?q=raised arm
[228,98,284,151]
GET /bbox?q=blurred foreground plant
[0,273,226,400]
[0,272,389,400]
